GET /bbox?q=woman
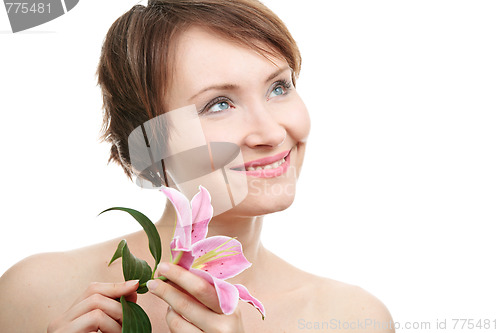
[0,1,393,332]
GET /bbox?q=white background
[1,0,499,330]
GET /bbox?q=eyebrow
[188,66,291,102]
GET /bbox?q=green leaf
[100,207,162,271]
[109,239,127,266]
[120,296,152,333]
[121,240,152,294]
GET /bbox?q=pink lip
[230,150,291,178]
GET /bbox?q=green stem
[138,276,168,291]
[151,265,157,280]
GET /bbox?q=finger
[77,280,139,303]
[148,279,220,330]
[166,306,203,333]
[66,280,139,323]
[65,293,124,324]
[67,308,122,333]
[124,291,138,304]
[156,263,222,313]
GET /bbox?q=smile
[230,149,291,178]
[246,157,286,171]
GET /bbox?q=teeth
[246,158,285,171]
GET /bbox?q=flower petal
[172,250,195,270]
[190,269,239,315]
[191,236,251,279]
[161,186,192,249]
[169,224,193,253]
[234,284,266,319]
[190,186,213,244]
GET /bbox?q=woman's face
[166,26,310,218]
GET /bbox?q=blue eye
[198,96,233,115]
[270,86,285,97]
[208,101,230,113]
[269,80,292,99]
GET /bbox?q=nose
[243,103,286,148]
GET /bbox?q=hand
[147,263,245,333]
[47,280,139,333]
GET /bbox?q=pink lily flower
[160,185,266,319]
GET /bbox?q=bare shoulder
[0,252,75,331]
[301,275,395,333]
[0,241,121,332]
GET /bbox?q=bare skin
[0,205,393,332]
[0,26,394,332]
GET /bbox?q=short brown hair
[97,0,301,178]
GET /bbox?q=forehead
[168,26,287,102]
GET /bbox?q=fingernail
[158,262,169,274]
[147,279,159,291]
[125,279,140,287]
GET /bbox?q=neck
[155,201,268,286]
[208,213,264,267]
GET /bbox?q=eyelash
[270,79,293,98]
[198,79,293,115]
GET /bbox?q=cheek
[199,118,241,144]
[199,96,311,144]
[283,97,311,142]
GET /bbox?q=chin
[256,195,295,215]
[226,182,297,217]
